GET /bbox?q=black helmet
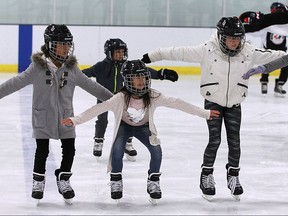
[44,24,74,63]
[217,16,246,57]
[121,60,151,96]
[270,2,287,13]
[104,38,128,62]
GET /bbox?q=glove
[158,69,179,82]
[141,53,151,64]
[239,11,264,26]
[242,65,267,80]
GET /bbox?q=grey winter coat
[0,52,113,139]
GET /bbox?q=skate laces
[110,180,123,192]
[147,180,161,193]
[227,175,241,194]
[57,179,73,193]
[277,85,284,92]
[94,142,103,151]
[202,174,215,189]
[33,179,45,192]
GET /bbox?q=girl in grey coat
[0,24,113,204]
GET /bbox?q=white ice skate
[110,172,123,204]
[227,166,243,202]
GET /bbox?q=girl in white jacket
[141,16,286,201]
[61,60,219,203]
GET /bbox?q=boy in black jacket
[83,38,178,161]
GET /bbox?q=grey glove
[242,65,267,80]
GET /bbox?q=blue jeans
[111,121,162,175]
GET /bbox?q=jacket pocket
[64,109,74,118]
[200,82,219,96]
[33,109,47,128]
[237,83,248,98]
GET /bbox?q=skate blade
[33,198,41,206]
[232,194,241,201]
[274,92,285,98]
[149,198,158,205]
[125,154,136,162]
[64,198,73,205]
[201,193,214,202]
[95,156,101,162]
[114,199,121,205]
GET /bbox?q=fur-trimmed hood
[31,52,78,69]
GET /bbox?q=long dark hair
[41,44,50,57]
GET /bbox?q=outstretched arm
[148,67,178,82]
[242,54,288,80]
[61,118,74,126]
[240,11,288,34]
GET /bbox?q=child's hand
[61,118,74,126]
[209,110,220,120]
[242,65,267,80]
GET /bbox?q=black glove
[239,11,264,26]
[141,53,151,63]
[158,69,179,82]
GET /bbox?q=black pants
[202,100,241,168]
[260,65,288,84]
[33,138,76,174]
[94,99,108,138]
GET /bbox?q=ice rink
[0,72,288,215]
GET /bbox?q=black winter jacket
[83,58,161,94]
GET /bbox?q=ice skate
[261,82,268,95]
[124,137,137,162]
[200,166,215,201]
[147,173,162,204]
[55,169,75,204]
[226,164,243,201]
[274,79,286,98]
[110,172,123,202]
[93,137,104,157]
[31,172,45,203]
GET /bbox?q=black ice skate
[55,169,75,205]
[147,173,162,205]
[200,166,215,201]
[93,137,104,157]
[124,137,137,162]
[110,172,123,203]
[274,79,286,97]
[226,164,243,201]
[31,172,45,202]
[261,82,268,94]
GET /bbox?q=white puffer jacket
[147,32,286,107]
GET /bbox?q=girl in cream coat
[61,60,219,203]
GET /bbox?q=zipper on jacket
[225,57,231,107]
[113,64,118,93]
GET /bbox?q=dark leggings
[202,100,241,168]
[260,65,288,84]
[33,138,76,174]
